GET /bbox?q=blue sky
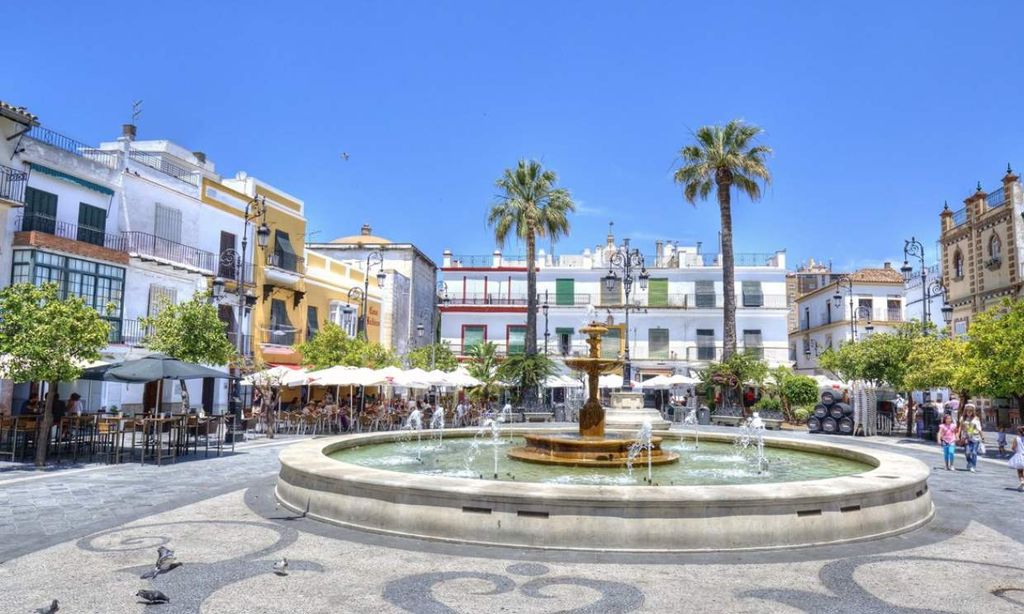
[6,1,1022,271]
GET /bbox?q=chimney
[360,224,372,236]
[883,261,892,270]
[121,123,136,141]
[193,151,206,164]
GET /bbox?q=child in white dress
[1007,425,1024,491]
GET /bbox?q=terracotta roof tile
[0,100,38,125]
[848,268,905,284]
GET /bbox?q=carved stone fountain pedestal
[506,321,678,468]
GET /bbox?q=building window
[76,203,107,247]
[462,325,486,353]
[988,234,1002,267]
[858,297,873,320]
[22,187,58,234]
[328,300,357,337]
[306,306,320,341]
[742,329,763,360]
[12,249,124,338]
[154,203,183,244]
[601,327,621,359]
[555,327,574,356]
[507,325,527,355]
[696,329,716,360]
[953,318,968,337]
[600,276,621,306]
[648,278,668,307]
[824,333,833,350]
[272,230,299,272]
[648,328,670,359]
[555,278,575,306]
[741,281,763,307]
[953,250,964,278]
[695,280,716,308]
[887,299,902,321]
[269,299,296,345]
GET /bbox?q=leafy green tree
[673,120,772,358]
[488,159,575,363]
[905,335,976,401]
[406,342,458,372]
[700,352,768,412]
[498,353,558,405]
[819,323,920,389]
[142,291,236,412]
[963,298,1024,410]
[465,342,501,408]
[297,322,398,369]
[768,366,819,421]
[0,283,110,466]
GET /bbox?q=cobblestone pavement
[0,428,1022,613]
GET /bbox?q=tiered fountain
[507,321,678,467]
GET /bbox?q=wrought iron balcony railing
[128,150,200,187]
[0,164,28,204]
[17,213,126,250]
[26,126,121,168]
[122,231,216,273]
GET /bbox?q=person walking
[957,403,984,473]
[1007,425,1024,491]
[937,414,957,471]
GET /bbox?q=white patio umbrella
[664,373,698,386]
[242,365,311,387]
[442,370,482,387]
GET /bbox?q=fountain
[683,408,699,449]
[625,420,654,483]
[736,412,769,474]
[507,322,679,467]
[429,405,445,447]
[404,408,423,461]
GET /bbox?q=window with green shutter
[648,278,668,307]
[507,325,527,355]
[695,280,716,308]
[463,325,486,351]
[741,281,764,307]
[648,328,670,358]
[23,187,57,234]
[601,327,621,359]
[77,203,107,246]
[555,278,575,305]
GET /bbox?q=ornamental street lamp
[601,238,649,390]
[832,277,857,341]
[215,195,269,441]
[355,250,386,340]
[902,236,951,335]
[541,290,550,355]
[431,282,449,369]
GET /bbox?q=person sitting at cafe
[67,393,84,416]
[19,395,39,416]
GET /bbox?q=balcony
[128,150,200,187]
[110,319,153,346]
[226,331,253,357]
[122,231,216,273]
[264,252,304,289]
[26,126,121,169]
[449,293,530,306]
[16,213,127,252]
[262,328,301,347]
[0,164,28,205]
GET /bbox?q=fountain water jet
[626,420,655,482]
[683,408,699,449]
[404,408,423,461]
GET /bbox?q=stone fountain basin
[507,433,680,467]
[276,428,933,552]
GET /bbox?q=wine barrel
[821,417,838,433]
[813,403,829,419]
[829,405,844,420]
[835,402,853,416]
[807,416,821,432]
[820,390,841,405]
[838,416,854,434]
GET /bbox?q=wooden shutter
[648,328,669,359]
[307,306,319,339]
[77,203,107,246]
[742,281,763,307]
[600,278,621,306]
[154,204,182,243]
[648,278,668,307]
[695,280,716,308]
[507,326,526,355]
[555,279,575,305]
[23,187,57,233]
[463,326,485,350]
[147,285,177,317]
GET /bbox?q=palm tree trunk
[35,382,57,467]
[717,179,737,359]
[525,232,538,356]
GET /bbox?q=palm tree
[488,160,575,358]
[466,342,501,410]
[673,120,772,359]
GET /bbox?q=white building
[903,262,949,332]
[439,230,790,380]
[791,265,906,374]
[307,224,439,356]
[3,121,255,414]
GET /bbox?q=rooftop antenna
[130,100,143,124]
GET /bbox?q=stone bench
[520,411,554,423]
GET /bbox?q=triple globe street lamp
[901,236,953,334]
[601,238,650,390]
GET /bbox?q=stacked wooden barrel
[807,390,854,435]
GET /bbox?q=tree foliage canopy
[297,322,399,370]
[465,342,501,406]
[767,366,819,421]
[0,283,110,384]
[497,353,558,402]
[405,342,458,372]
[961,298,1024,401]
[142,291,236,366]
[673,120,773,205]
[818,323,920,389]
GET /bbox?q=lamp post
[356,250,386,340]
[901,237,952,335]
[541,290,550,355]
[432,281,449,369]
[602,238,649,390]
[832,277,859,341]
[212,195,269,440]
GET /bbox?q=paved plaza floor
[1,428,1022,613]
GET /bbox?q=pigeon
[340,152,350,161]
[35,599,58,614]
[141,546,180,579]
[272,557,288,576]
[136,589,170,604]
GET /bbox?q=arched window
[989,233,1002,262]
[953,250,964,278]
